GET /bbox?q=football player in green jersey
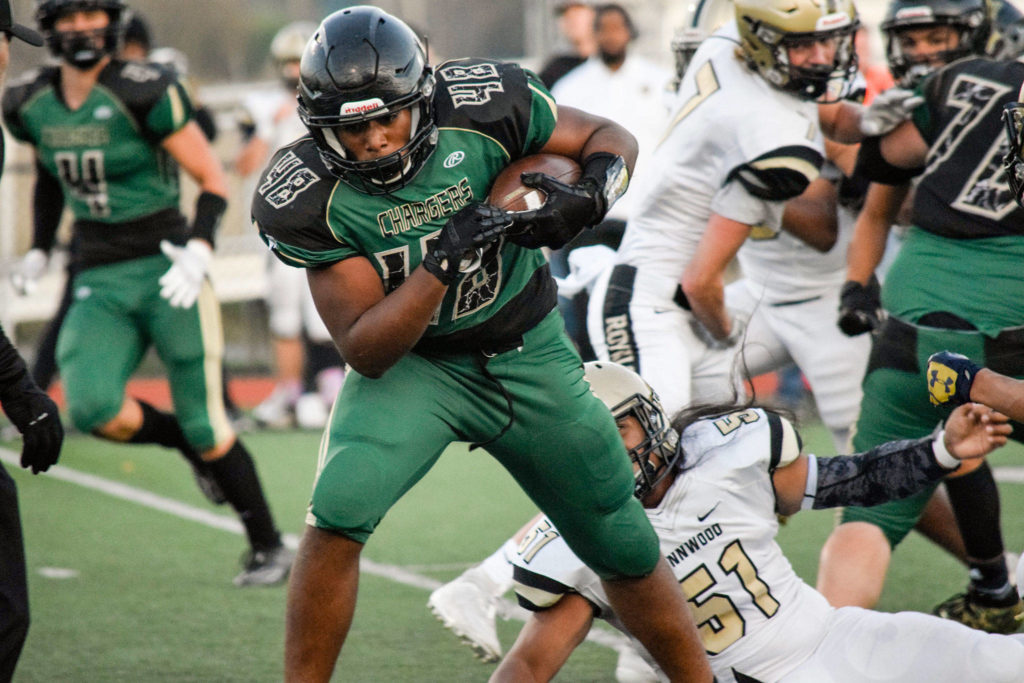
[252,6,711,682]
[819,0,1024,635]
[2,0,291,586]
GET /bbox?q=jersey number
[517,518,561,564]
[54,150,110,218]
[679,539,780,654]
[372,236,503,324]
[929,74,1016,220]
[712,409,760,436]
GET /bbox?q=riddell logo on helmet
[816,13,851,30]
[340,98,386,115]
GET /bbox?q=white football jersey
[613,22,823,290]
[512,408,833,683]
[241,87,306,153]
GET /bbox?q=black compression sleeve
[0,324,30,395]
[32,161,64,252]
[807,435,956,510]
[190,191,228,245]
[854,136,923,186]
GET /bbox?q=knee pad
[556,495,661,580]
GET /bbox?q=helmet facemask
[1002,101,1024,209]
[745,17,860,101]
[301,73,437,196]
[36,0,124,69]
[882,1,992,88]
[611,391,680,501]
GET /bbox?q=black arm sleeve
[32,160,64,252]
[806,435,955,510]
[853,136,924,186]
[0,324,30,396]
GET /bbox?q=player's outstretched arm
[772,404,1009,516]
[490,593,595,683]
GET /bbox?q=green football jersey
[2,59,193,223]
[253,59,560,343]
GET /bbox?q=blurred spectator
[234,21,344,430]
[547,3,671,360]
[538,1,596,88]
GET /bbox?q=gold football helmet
[671,0,735,91]
[734,0,860,101]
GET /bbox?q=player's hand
[943,403,1010,460]
[0,375,64,474]
[159,239,212,309]
[507,172,603,249]
[689,315,745,350]
[837,276,885,336]
[422,202,511,285]
[927,350,983,406]
[859,87,925,137]
[10,248,48,296]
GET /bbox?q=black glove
[837,275,885,336]
[508,153,628,250]
[422,202,511,285]
[0,374,64,474]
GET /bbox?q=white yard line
[0,448,630,653]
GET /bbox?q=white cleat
[615,644,660,683]
[427,575,502,663]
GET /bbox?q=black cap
[1,0,44,46]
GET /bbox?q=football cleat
[427,574,502,663]
[252,384,298,429]
[233,545,294,587]
[615,644,660,683]
[933,588,1024,634]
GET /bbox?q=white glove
[159,239,212,309]
[859,87,926,137]
[10,248,48,296]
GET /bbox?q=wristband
[191,191,228,246]
[931,430,960,470]
[581,152,629,220]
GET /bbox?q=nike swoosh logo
[697,502,720,522]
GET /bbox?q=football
[487,154,582,212]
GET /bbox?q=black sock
[205,440,281,551]
[129,401,203,468]
[944,463,1010,595]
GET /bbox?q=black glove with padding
[508,152,627,249]
[422,202,511,285]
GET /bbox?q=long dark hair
[668,345,798,472]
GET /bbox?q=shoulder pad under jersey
[726,145,823,201]
[432,58,553,158]
[251,138,345,264]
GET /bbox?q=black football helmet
[988,0,1024,59]
[297,6,437,195]
[583,361,680,501]
[881,0,992,87]
[35,0,126,69]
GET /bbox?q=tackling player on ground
[495,361,1024,682]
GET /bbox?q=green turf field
[3,420,1024,681]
